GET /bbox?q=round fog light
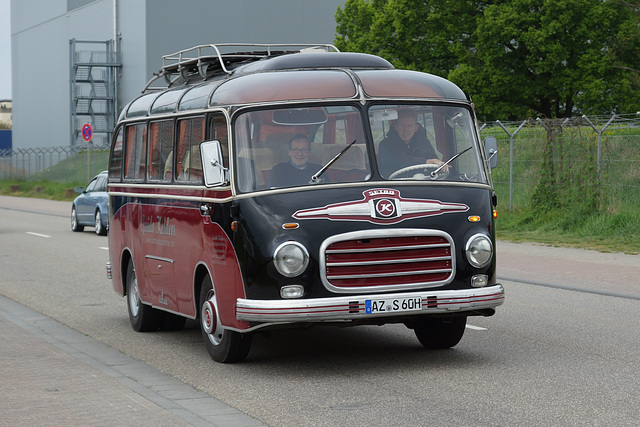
[471,274,488,288]
[281,285,304,299]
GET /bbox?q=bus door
[198,113,248,329]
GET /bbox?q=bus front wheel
[199,275,251,363]
[126,261,161,332]
[413,315,467,349]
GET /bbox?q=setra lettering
[367,189,395,197]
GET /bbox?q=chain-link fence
[480,113,640,213]
[0,143,110,184]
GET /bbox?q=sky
[0,0,11,100]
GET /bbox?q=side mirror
[74,186,84,194]
[483,136,498,169]
[200,140,228,187]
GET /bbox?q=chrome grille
[320,230,455,293]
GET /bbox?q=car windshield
[233,104,486,193]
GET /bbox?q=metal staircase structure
[69,39,121,147]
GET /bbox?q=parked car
[71,171,109,235]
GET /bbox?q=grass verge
[0,179,84,201]
[496,208,640,255]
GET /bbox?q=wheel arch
[96,205,109,226]
[193,262,211,319]
[120,249,133,296]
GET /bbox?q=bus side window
[209,113,229,168]
[148,120,174,181]
[176,117,205,183]
[108,127,124,182]
[124,123,147,181]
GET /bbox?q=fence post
[496,119,527,210]
[581,114,616,209]
[536,117,569,167]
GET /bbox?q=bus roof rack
[151,43,340,88]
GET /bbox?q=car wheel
[71,206,84,232]
[413,316,467,349]
[126,261,161,332]
[95,210,107,236]
[200,275,251,363]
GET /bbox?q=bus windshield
[233,104,486,192]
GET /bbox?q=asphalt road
[1,195,639,426]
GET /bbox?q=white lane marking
[26,232,51,238]
[99,247,109,251]
[466,324,487,331]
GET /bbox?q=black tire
[200,275,251,363]
[126,261,162,332]
[413,316,467,349]
[71,206,84,232]
[95,210,107,236]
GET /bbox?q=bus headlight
[465,234,493,268]
[273,242,309,277]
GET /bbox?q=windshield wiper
[430,146,473,178]
[309,140,357,184]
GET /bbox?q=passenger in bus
[267,134,322,188]
[181,145,203,181]
[378,109,447,178]
[164,151,174,180]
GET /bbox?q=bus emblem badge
[374,198,397,218]
[293,188,468,225]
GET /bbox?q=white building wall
[11,0,120,149]
[10,0,345,150]
[117,0,147,108]
[144,0,345,80]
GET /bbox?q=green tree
[335,0,640,120]
[336,0,485,77]
[609,1,640,105]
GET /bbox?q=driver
[378,109,447,178]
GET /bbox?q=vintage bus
[106,43,504,363]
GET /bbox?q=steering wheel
[388,163,448,180]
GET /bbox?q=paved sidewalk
[0,295,265,427]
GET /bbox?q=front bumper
[236,284,504,323]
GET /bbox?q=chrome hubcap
[202,300,215,334]
[129,277,139,317]
[201,293,222,345]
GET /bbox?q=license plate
[365,297,422,314]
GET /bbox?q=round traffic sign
[82,123,93,142]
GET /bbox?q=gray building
[10,0,345,150]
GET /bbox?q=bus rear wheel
[199,275,251,363]
[413,315,467,349]
[126,261,161,332]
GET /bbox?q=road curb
[0,294,265,427]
